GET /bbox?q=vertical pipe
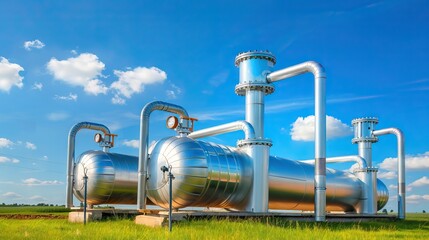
[138,101,189,210]
[66,122,110,208]
[83,174,88,225]
[267,61,327,222]
[168,170,173,232]
[373,128,405,219]
[235,51,275,213]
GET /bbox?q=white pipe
[300,155,367,169]
[372,128,405,219]
[66,122,110,208]
[188,121,255,140]
[138,101,189,210]
[267,61,327,222]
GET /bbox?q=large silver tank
[73,136,389,211]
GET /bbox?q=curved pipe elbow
[188,120,255,140]
[266,61,326,82]
[141,101,189,119]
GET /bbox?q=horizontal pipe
[138,101,189,210]
[372,128,405,219]
[66,122,110,208]
[267,61,327,222]
[188,121,255,140]
[299,155,367,169]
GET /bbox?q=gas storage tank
[73,136,389,211]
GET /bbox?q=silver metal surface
[266,60,327,221]
[300,155,367,169]
[138,101,189,210]
[235,51,275,212]
[73,150,141,205]
[146,137,253,209]
[373,128,405,219]
[66,122,110,208]
[74,137,389,212]
[188,121,255,140]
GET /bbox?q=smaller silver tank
[73,151,139,205]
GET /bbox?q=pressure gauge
[166,116,179,129]
[94,133,103,143]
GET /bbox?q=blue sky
[0,0,428,213]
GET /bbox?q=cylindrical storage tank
[146,136,253,209]
[269,156,362,212]
[73,137,389,212]
[73,151,139,205]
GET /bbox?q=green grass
[0,213,428,239]
[0,206,70,215]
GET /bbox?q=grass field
[0,207,428,240]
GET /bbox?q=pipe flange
[235,50,276,66]
[237,138,273,147]
[351,137,379,144]
[353,167,378,173]
[235,83,275,96]
[351,117,379,125]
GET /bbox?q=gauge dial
[94,133,103,143]
[166,116,179,129]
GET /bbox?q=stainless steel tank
[73,151,139,205]
[73,137,389,211]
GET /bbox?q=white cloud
[42,155,48,160]
[47,53,108,95]
[111,94,125,105]
[111,66,167,101]
[388,184,397,189]
[166,84,182,99]
[32,82,43,90]
[123,139,140,148]
[25,142,37,150]
[2,192,22,198]
[290,115,353,141]
[24,39,45,50]
[55,93,78,101]
[0,156,20,164]
[0,138,14,148]
[408,176,429,188]
[0,57,24,92]
[378,171,397,180]
[22,178,63,186]
[47,112,69,121]
[406,194,429,204]
[379,151,429,171]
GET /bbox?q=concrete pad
[135,215,168,227]
[68,211,102,223]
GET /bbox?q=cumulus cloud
[123,139,139,148]
[110,67,166,102]
[111,94,125,105]
[32,82,43,90]
[0,57,24,92]
[379,152,429,171]
[166,84,182,99]
[47,53,108,95]
[22,178,63,186]
[55,93,78,101]
[408,176,429,189]
[290,115,353,141]
[406,194,429,203]
[47,112,69,121]
[0,156,20,164]
[378,171,397,180]
[25,142,37,150]
[24,39,45,50]
[0,138,14,148]
[2,192,22,198]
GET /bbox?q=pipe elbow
[237,121,255,139]
[141,101,189,119]
[304,61,326,79]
